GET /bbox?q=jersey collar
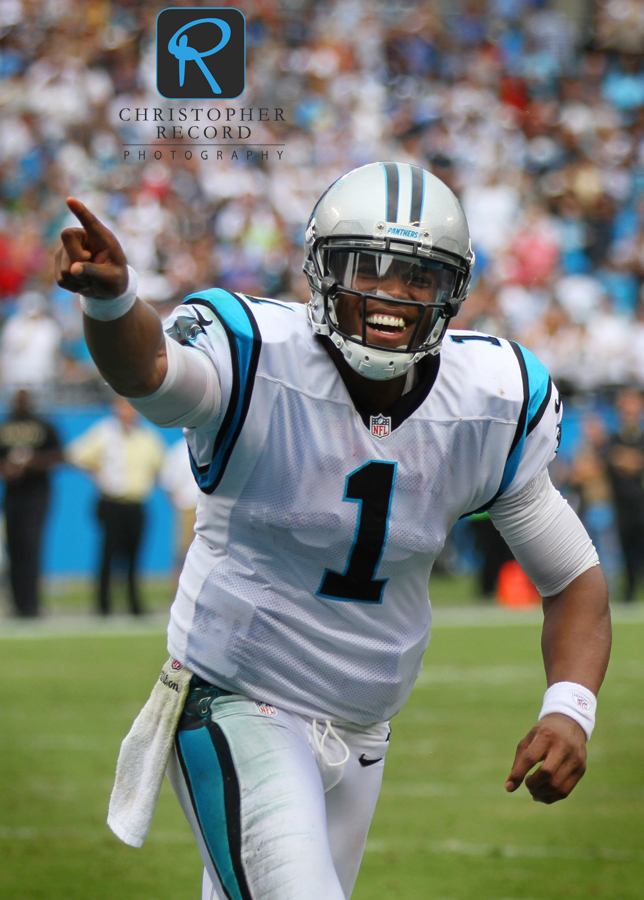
[352,353,441,433]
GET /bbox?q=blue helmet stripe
[381,161,400,221]
[410,165,424,223]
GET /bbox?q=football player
[55,162,610,900]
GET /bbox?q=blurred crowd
[559,387,644,601]
[460,386,644,603]
[1,0,644,400]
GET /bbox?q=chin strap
[307,281,447,380]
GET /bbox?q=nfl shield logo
[572,692,590,711]
[370,414,391,439]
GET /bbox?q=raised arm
[54,197,167,397]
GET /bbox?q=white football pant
[167,689,390,900]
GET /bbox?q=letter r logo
[156,8,245,99]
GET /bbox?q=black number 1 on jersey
[317,460,397,603]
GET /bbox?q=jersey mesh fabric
[167,301,561,725]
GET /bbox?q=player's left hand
[504,713,586,804]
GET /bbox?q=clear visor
[325,249,458,353]
[327,249,457,304]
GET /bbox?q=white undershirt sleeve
[488,469,600,597]
[126,334,221,429]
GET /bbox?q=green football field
[2,587,643,900]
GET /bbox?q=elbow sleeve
[127,335,221,429]
[489,470,600,597]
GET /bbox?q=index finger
[505,731,548,792]
[66,197,111,240]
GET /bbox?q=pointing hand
[55,198,129,300]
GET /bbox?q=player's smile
[337,293,426,349]
[364,300,420,346]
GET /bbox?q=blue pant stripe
[177,726,251,900]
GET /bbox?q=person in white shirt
[0,291,61,389]
[55,162,610,900]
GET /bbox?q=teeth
[366,314,406,330]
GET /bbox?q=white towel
[107,657,192,847]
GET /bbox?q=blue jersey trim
[527,377,552,436]
[498,342,551,495]
[460,341,552,518]
[182,289,261,494]
[522,345,552,435]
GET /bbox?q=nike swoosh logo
[359,753,383,767]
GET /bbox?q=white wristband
[80,266,138,321]
[538,681,597,741]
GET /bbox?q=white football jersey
[164,291,562,725]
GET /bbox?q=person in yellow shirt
[67,396,164,615]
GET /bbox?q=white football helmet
[304,161,475,380]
